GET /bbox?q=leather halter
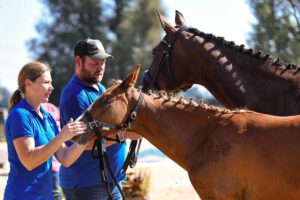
[143,25,188,90]
[83,91,145,139]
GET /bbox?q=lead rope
[86,109,125,200]
[87,92,145,199]
[91,137,114,199]
[103,146,126,199]
[91,136,126,200]
[121,139,142,174]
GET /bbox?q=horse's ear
[156,10,176,35]
[175,10,187,26]
[120,64,141,89]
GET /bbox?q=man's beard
[81,66,102,84]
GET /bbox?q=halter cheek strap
[143,25,189,90]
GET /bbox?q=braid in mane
[186,27,300,75]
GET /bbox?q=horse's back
[189,112,300,199]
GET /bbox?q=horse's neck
[193,45,268,107]
[131,92,221,170]
[186,35,300,115]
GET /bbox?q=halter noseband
[143,25,188,90]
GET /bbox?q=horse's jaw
[71,129,94,145]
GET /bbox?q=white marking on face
[75,102,95,122]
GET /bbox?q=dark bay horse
[143,10,300,116]
[74,65,300,200]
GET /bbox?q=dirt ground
[0,140,200,200]
[144,161,200,200]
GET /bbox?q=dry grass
[122,168,152,200]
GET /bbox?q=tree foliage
[104,0,164,85]
[27,0,164,105]
[247,0,300,65]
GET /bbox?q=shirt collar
[19,98,35,112]
[72,74,101,92]
[19,98,49,118]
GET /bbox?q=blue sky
[0,0,254,92]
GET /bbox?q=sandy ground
[0,142,8,198]
[0,140,200,200]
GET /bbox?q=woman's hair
[8,61,51,112]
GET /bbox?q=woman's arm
[14,119,86,171]
[56,135,114,164]
[54,142,86,167]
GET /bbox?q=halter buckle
[117,130,126,143]
[89,121,110,131]
[101,137,107,152]
[89,121,98,129]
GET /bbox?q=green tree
[27,0,107,105]
[247,0,300,64]
[27,0,164,105]
[104,0,165,85]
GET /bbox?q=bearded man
[59,38,140,200]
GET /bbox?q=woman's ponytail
[8,89,22,112]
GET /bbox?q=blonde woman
[4,61,88,200]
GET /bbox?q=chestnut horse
[74,65,300,200]
[143,10,300,116]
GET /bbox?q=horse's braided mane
[142,88,249,114]
[187,27,300,75]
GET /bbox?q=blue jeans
[52,171,64,200]
[62,183,122,200]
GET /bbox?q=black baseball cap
[74,38,114,60]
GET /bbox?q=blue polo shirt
[59,75,126,188]
[4,98,58,200]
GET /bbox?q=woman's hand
[60,118,87,142]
